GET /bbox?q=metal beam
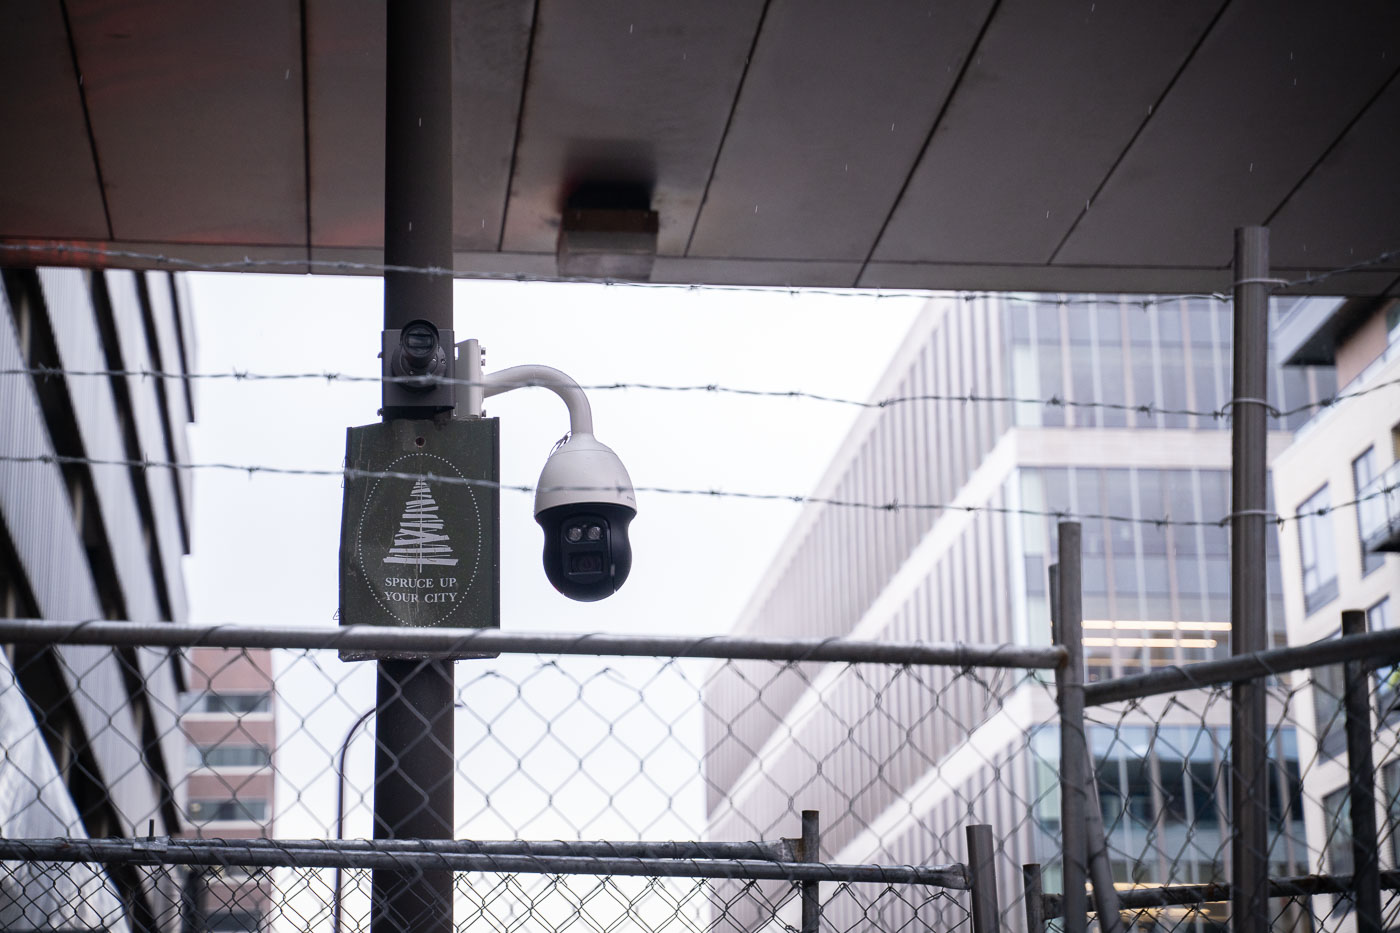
[1083,627,1400,705]
[0,618,1067,668]
[0,838,971,888]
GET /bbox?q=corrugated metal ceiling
[1,0,1396,295]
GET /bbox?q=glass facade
[704,294,1337,929]
[1353,446,1385,576]
[1005,296,1332,433]
[1015,465,1286,679]
[1297,484,1339,616]
[184,691,274,715]
[1032,724,1307,886]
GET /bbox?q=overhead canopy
[2,0,1398,295]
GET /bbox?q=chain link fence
[2,547,1398,933]
[0,622,1053,933]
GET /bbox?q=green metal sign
[338,417,499,659]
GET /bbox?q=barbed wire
[5,364,1394,423]
[5,240,1397,299]
[1,450,1393,530]
[0,242,1229,306]
[1276,247,1400,291]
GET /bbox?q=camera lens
[566,525,584,543]
[569,553,604,574]
[586,524,603,541]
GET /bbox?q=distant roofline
[1274,296,1383,366]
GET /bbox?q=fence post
[1056,521,1088,933]
[1052,554,1124,933]
[967,824,1001,933]
[1230,224,1270,933]
[801,809,820,933]
[1343,608,1382,933]
[1022,863,1045,933]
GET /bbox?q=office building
[1272,296,1400,915]
[703,294,1333,930]
[1,266,195,932]
[179,647,277,932]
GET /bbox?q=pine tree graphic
[382,480,459,567]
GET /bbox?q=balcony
[1360,461,1400,553]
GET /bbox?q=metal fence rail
[5,554,1400,933]
[0,617,1052,933]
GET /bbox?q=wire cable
[6,365,1393,423]
[1,450,1393,530]
[0,242,1233,306]
[4,239,1396,299]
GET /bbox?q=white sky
[179,273,924,928]
[183,273,922,637]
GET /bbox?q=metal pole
[333,707,376,933]
[1082,755,1124,933]
[1230,225,1270,933]
[375,3,455,932]
[1083,628,1400,706]
[1051,556,1124,933]
[372,661,455,933]
[1343,608,1382,933]
[1022,863,1045,933]
[180,866,207,933]
[800,809,820,933]
[966,824,1000,933]
[1056,522,1088,933]
[0,618,1069,669]
[382,2,453,338]
[0,837,974,887]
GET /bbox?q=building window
[1324,787,1353,876]
[188,744,272,769]
[188,798,268,823]
[1384,760,1400,868]
[1353,448,1385,576]
[1297,485,1338,615]
[1373,598,1398,721]
[184,691,272,715]
[1312,661,1347,761]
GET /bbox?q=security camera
[479,362,638,602]
[534,432,637,602]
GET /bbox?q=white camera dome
[534,432,637,515]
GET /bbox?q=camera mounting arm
[479,365,593,436]
[471,359,636,602]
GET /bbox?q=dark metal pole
[1022,863,1045,933]
[333,707,377,933]
[1056,522,1088,933]
[1230,225,1270,933]
[1343,609,1382,933]
[1051,557,1123,933]
[373,662,455,933]
[375,3,455,932]
[966,824,1000,933]
[382,2,453,337]
[800,809,820,933]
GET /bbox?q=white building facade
[704,294,1334,930]
[1272,296,1400,920]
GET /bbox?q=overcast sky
[183,273,922,637]
[179,274,924,927]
